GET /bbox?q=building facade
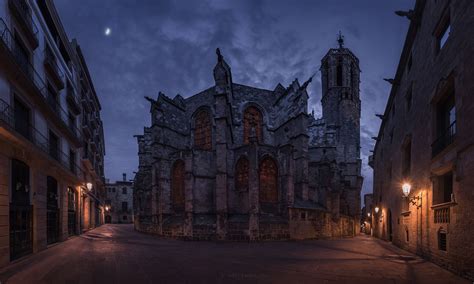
[370,0,474,280]
[105,174,134,224]
[360,193,373,235]
[0,0,105,268]
[134,40,363,240]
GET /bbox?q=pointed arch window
[171,160,185,209]
[259,157,278,203]
[194,110,212,150]
[235,157,249,192]
[243,106,263,144]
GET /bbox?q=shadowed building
[0,0,105,268]
[134,39,363,240]
[370,0,474,280]
[105,174,134,224]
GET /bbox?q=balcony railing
[44,46,65,89]
[432,121,456,157]
[0,98,82,177]
[8,0,39,48]
[434,207,450,223]
[0,18,82,142]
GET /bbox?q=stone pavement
[0,224,468,284]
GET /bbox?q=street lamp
[86,182,93,191]
[374,206,379,214]
[401,182,421,208]
[367,212,371,217]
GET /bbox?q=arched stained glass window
[259,157,278,203]
[171,160,185,209]
[194,110,212,150]
[235,157,249,192]
[243,106,262,144]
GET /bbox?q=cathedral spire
[337,31,344,49]
[213,48,233,94]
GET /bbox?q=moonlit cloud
[55,0,414,198]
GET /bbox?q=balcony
[432,121,456,157]
[66,83,81,114]
[0,18,82,145]
[8,0,39,49]
[0,98,82,177]
[44,46,65,90]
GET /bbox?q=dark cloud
[55,0,414,198]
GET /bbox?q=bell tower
[320,32,361,163]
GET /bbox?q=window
[14,97,31,140]
[14,33,30,76]
[48,130,59,161]
[171,160,185,210]
[194,110,212,150]
[433,171,453,205]
[259,157,278,203]
[243,106,263,144]
[122,187,127,194]
[438,229,447,251]
[433,88,455,156]
[389,128,394,144]
[68,112,75,130]
[67,187,75,211]
[402,138,411,178]
[235,157,249,192]
[405,227,409,242]
[336,58,343,86]
[122,202,128,211]
[435,10,451,53]
[11,159,30,205]
[69,150,76,174]
[406,84,413,111]
[46,84,58,111]
[407,52,413,72]
[122,215,127,220]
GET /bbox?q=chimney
[122,173,126,182]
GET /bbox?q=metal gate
[47,176,59,245]
[10,159,32,260]
[9,204,33,260]
[67,187,76,236]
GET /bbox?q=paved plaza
[0,224,467,284]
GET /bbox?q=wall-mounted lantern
[374,206,380,214]
[402,182,421,208]
[86,182,93,191]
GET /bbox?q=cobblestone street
[0,224,467,284]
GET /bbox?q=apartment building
[105,174,133,224]
[370,0,474,280]
[0,0,105,267]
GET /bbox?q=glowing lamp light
[402,183,412,197]
[86,182,93,191]
[367,213,371,217]
[374,206,380,214]
[105,206,110,211]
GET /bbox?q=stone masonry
[134,39,363,240]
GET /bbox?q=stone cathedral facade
[134,41,363,240]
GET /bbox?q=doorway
[9,159,33,260]
[46,176,59,244]
[388,209,393,242]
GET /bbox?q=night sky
[55,0,413,197]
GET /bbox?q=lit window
[194,110,212,150]
[259,157,278,203]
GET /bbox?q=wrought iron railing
[0,98,83,177]
[0,18,82,141]
[434,207,450,223]
[432,121,456,157]
[44,46,64,82]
